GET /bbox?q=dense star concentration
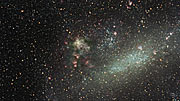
[1,0,180,100]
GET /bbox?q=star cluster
[1,0,180,101]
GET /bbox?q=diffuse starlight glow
[109,50,150,73]
[77,33,173,92]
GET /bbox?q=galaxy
[1,0,180,101]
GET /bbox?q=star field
[1,0,180,101]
